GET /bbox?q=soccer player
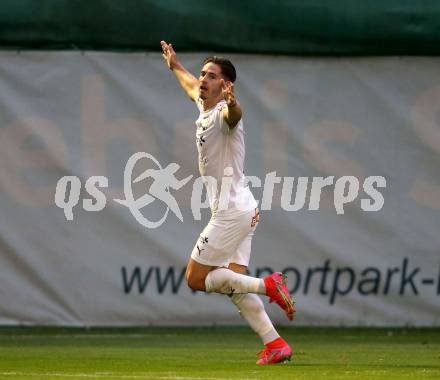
[160,40,295,364]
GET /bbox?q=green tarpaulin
[0,1,439,55]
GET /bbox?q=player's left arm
[221,79,242,129]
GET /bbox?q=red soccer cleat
[256,341,293,364]
[264,272,295,320]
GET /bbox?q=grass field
[0,327,439,380]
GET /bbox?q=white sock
[205,268,266,295]
[230,293,279,345]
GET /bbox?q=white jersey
[195,98,257,214]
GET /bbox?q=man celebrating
[160,40,295,364]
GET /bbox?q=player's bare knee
[186,273,206,291]
[186,276,197,290]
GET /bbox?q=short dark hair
[201,56,236,83]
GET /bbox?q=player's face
[199,62,223,101]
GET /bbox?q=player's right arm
[161,40,198,101]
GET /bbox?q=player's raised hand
[221,79,236,107]
[160,40,178,70]
[221,79,241,128]
[160,40,198,100]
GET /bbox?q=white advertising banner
[0,52,438,326]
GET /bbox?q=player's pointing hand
[221,79,236,107]
[160,40,177,70]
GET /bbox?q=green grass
[0,327,439,379]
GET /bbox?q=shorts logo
[196,235,209,255]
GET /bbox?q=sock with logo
[205,267,266,295]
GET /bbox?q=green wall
[1,0,439,55]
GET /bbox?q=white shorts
[190,208,260,267]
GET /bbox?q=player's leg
[187,209,294,320]
[228,267,292,364]
[184,258,215,291]
[227,263,280,344]
[227,231,292,364]
[185,257,265,293]
[203,210,295,320]
[186,210,266,293]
